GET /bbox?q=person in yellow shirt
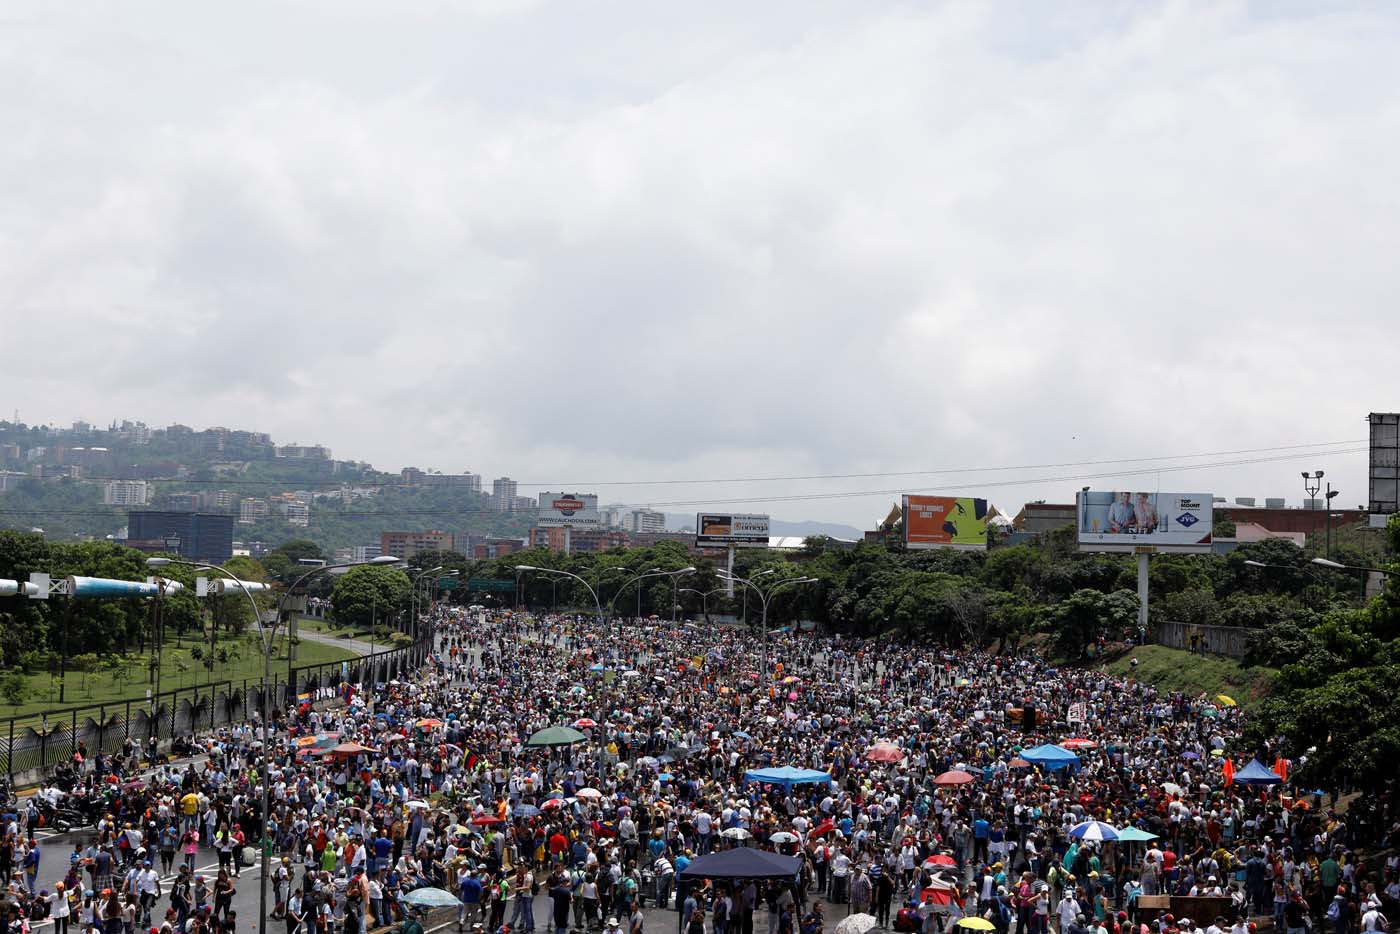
[181,792,200,833]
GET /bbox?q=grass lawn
[2,630,358,719]
[295,614,398,646]
[1098,644,1276,708]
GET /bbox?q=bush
[0,671,28,706]
[389,633,414,648]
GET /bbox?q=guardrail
[1,640,430,783]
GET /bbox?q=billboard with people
[901,495,989,550]
[1077,490,1213,553]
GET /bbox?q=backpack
[1327,900,1343,922]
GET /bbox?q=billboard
[1077,491,1213,553]
[696,513,770,548]
[1370,413,1399,520]
[536,492,601,528]
[902,495,989,550]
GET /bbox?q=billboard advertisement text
[902,495,989,550]
[537,492,601,528]
[1077,491,1213,553]
[696,513,770,548]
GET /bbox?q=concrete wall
[1155,621,1252,659]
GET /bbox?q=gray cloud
[2,1,1394,524]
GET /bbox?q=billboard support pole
[725,545,735,597]
[1137,552,1150,643]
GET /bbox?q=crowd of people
[1,607,1394,934]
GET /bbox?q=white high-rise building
[492,477,518,511]
[103,479,149,506]
[627,509,666,533]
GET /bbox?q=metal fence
[1,640,429,782]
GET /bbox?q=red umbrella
[573,718,598,729]
[471,815,504,826]
[865,743,906,764]
[1061,738,1098,750]
[540,798,567,811]
[1008,757,1031,768]
[811,818,836,837]
[923,854,958,867]
[325,742,378,757]
[932,770,976,786]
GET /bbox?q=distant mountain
[665,513,863,541]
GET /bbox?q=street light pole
[1303,470,1324,552]
[678,587,727,625]
[151,554,400,934]
[717,571,816,685]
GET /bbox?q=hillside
[1098,645,1276,708]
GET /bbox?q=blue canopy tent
[1019,744,1080,771]
[1233,760,1283,786]
[742,766,833,791]
[679,848,802,880]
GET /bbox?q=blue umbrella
[589,663,606,672]
[658,773,674,782]
[1182,751,1201,760]
[403,888,462,908]
[733,731,752,739]
[515,804,541,818]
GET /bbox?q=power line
[7,438,1366,490]
[0,445,1368,519]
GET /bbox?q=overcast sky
[3,1,1394,526]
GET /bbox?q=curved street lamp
[717,570,817,681]
[149,553,398,934]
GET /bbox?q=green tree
[330,564,411,630]
[1043,588,1139,660]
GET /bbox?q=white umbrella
[835,915,878,934]
[576,788,603,800]
[1068,820,1119,842]
[720,827,752,840]
[405,800,430,810]
[769,831,799,844]
[1162,781,1184,796]
[622,671,642,679]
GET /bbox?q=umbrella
[402,888,463,909]
[1007,758,1031,769]
[540,798,567,811]
[733,731,752,740]
[835,914,879,934]
[923,855,958,867]
[527,726,587,747]
[1182,751,1201,760]
[514,805,540,818]
[588,664,606,672]
[658,773,674,782]
[326,742,378,757]
[471,815,504,826]
[933,770,976,786]
[1161,781,1184,796]
[720,827,752,840]
[1115,826,1159,842]
[404,801,430,811]
[622,671,642,679]
[573,718,598,729]
[1061,738,1098,750]
[576,788,604,800]
[416,718,444,729]
[865,743,906,764]
[770,832,799,844]
[1069,820,1119,842]
[1215,694,1237,707]
[956,920,995,932]
[637,756,659,767]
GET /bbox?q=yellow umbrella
[957,920,996,931]
[1215,694,1237,707]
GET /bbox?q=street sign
[467,579,516,593]
[438,577,459,590]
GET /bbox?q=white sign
[1067,702,1087,724]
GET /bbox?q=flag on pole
[1223,758,1235,786]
